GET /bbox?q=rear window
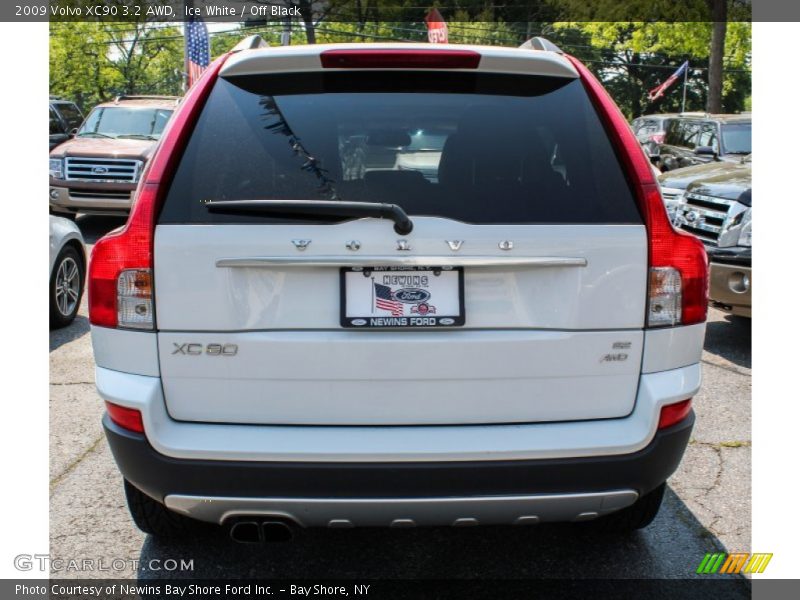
[159,71,640,225]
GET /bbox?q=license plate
[340,266,465,328]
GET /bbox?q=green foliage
[50,14,751,122]
[50,22,188,110]
[311,14,518,46]
[552,21,751,117]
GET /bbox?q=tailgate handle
[215,256,588,268]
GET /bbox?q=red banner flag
[425,8,448,44]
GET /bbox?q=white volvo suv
[89,38,708,541]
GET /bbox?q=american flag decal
[185,17,210,88]
[374,282,404,316]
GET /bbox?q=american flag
[185,17,210,88]
[374,282,404,316]
[648,61,689,102]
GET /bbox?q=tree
[50,23,184,109]
[708,0,728,113]
[552,21,750,117]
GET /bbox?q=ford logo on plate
[351,319,367,326]
[392,288,431,304]
[439,318,455,325]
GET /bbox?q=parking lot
[49,216,751,582]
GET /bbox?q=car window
[54,103,84,130]
[680,121,702,149]
[160,71,641,226]
[79,106,173,138]
[641,121,659,134]
[49,106,63,135]
[664,120,683,145]
[720,122,752,155]
[696,123,719,152]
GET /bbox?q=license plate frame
[340,266,465,328]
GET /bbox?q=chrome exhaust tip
[229,519,295,543]
[229,521,261,544]
[262,520,294,542]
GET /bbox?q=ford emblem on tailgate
[392,288,431,304]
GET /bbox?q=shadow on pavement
[135,488,748,591]
[49,314,89,352]
[703,315,751,370]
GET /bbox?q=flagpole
[183,0,191,93]
[681,63,688,113]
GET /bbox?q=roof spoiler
[519,37,564,54]
[231,35,269,52]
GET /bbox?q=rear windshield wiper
[205,200,414,235]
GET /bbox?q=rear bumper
[104,413,692,526]
[95,362,700,463]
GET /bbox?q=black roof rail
[519,37,564,54]
[231,35,269,52]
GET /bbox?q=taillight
[88,54,230,329]
[320,48,481,69]
[105,401,144,434]
[117,269,154,329]
[566,55,708,327]
[658,399,692,429]
[649,132,666,144]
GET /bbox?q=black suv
[49,97,84,150]
[658,114,751,172]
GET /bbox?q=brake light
[566,55,708,327]
[658,399,692,429]
[88,53,230,329]
[105,401,144,433]
[320,48,481,69]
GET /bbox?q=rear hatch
[154,52,648,425]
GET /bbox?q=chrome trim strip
[216,256,588,268]
[165,490,638,527]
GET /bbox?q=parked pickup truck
[659,157,751,317]
[49,96,178,218]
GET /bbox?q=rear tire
[124,480,209,538]
[588,483,666,532]
[49,245,84,329]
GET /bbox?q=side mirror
[69,128,78,138]
[694,145,717,157]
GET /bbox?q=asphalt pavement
[49,216,752,583]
